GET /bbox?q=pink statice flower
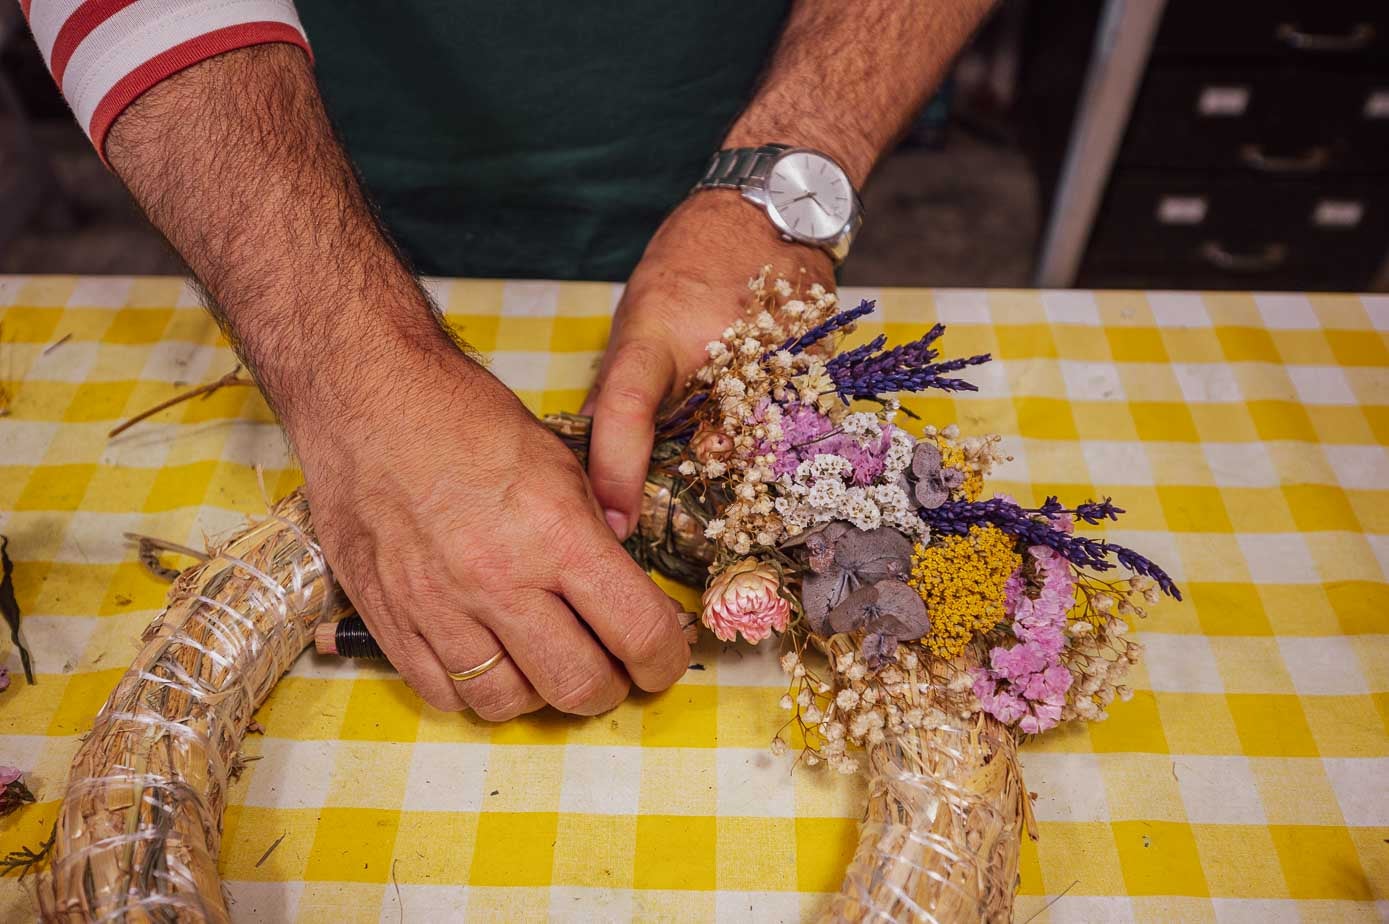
[973,545,1076,734]
[766,403,900,485]
[700,558,791,644]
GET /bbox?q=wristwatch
[693,143,863,264]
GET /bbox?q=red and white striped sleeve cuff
[20,0,311,160]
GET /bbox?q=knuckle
[419,686,465,713]
[602,382,657,414]
[550,664,626,715]
[396,662,463,712]
[619,605,674,667]
[598,345,671,414]
[467,679,539,722]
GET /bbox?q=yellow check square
[1326,581,1389,635]
[995,324,1059,360]
[14,463,95,511]
[717,816,798,891]
[1248,401,1318,443]
[1106,326,1169,363]
[1130,402,1200,442]
[1216,327,1281,363]
[641,684,718,748]
[635,814,716,891]
[393,811,479,884]
[794,817,859,894]
[1269,825,1374,900]
[302,811,400,884]
[1032,821,1127,896]
[1013,397,1079,440]
[0,305,63,341]
[220,805,317,880]
[256,677,352,739]
[46,668,123,735]
[470,812,559,887]
[1324,329,1389,367]
[1226,694,1319,757]
[339,678,423,742]
[1089,690,1169,754]
[1281,484,1361,532]
[552,814,637,888]
[105,307,173,343]
[1190,824,1288,898]
[62,381,136,423]
[1112,820,1209,897]
[1187,583,1271,636]
[1156,485,1234,533]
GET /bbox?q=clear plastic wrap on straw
[828,713,1027,923]
[35,491,349,922]
[810,633,1033,924]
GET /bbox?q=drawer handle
[1199,241,1288,273]
[1239,144,1330,173]
[1275,22,1376,52]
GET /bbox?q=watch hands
[787,191,834,217]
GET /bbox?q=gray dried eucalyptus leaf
[909,441,965,509]
[800,523,917,637]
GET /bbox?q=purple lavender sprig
[827,322,993,401]
[655,391,707,441]
[780,299,876,354]
[919,496,1182,600]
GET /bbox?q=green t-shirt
[295,2,791,280]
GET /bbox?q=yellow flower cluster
[934,438,984,502]
[909,526,1021,660]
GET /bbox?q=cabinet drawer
[1118,66,1389,174]
[1154,0,1389,66]
[1081,173,1389,291]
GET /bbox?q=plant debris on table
[1,537,34,684]
[0,766,34,817]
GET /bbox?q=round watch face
[765,150,854,242]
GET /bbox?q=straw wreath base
[35,491,348,922]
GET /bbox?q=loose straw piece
[108,366,254,438]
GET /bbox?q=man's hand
[585,193,832,538]
[584,0,995,537]
[104,44,689,717]
[287,327,689,718]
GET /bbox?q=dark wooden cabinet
[1030,0,1389,291]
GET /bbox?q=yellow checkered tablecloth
[1,276,1386,922]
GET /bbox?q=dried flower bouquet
[34,270,1177,922]
[637,269,1178,919]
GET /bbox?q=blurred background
[2,0,1387,292]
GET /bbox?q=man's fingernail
[605,508,629,539]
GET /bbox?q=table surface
[1,276,1386,923]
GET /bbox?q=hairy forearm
[726,0,996,185]
[105,44,455,429]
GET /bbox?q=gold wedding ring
[446,649,506,682]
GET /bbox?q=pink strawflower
[0,766,21,787]
[701,558,791,644]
